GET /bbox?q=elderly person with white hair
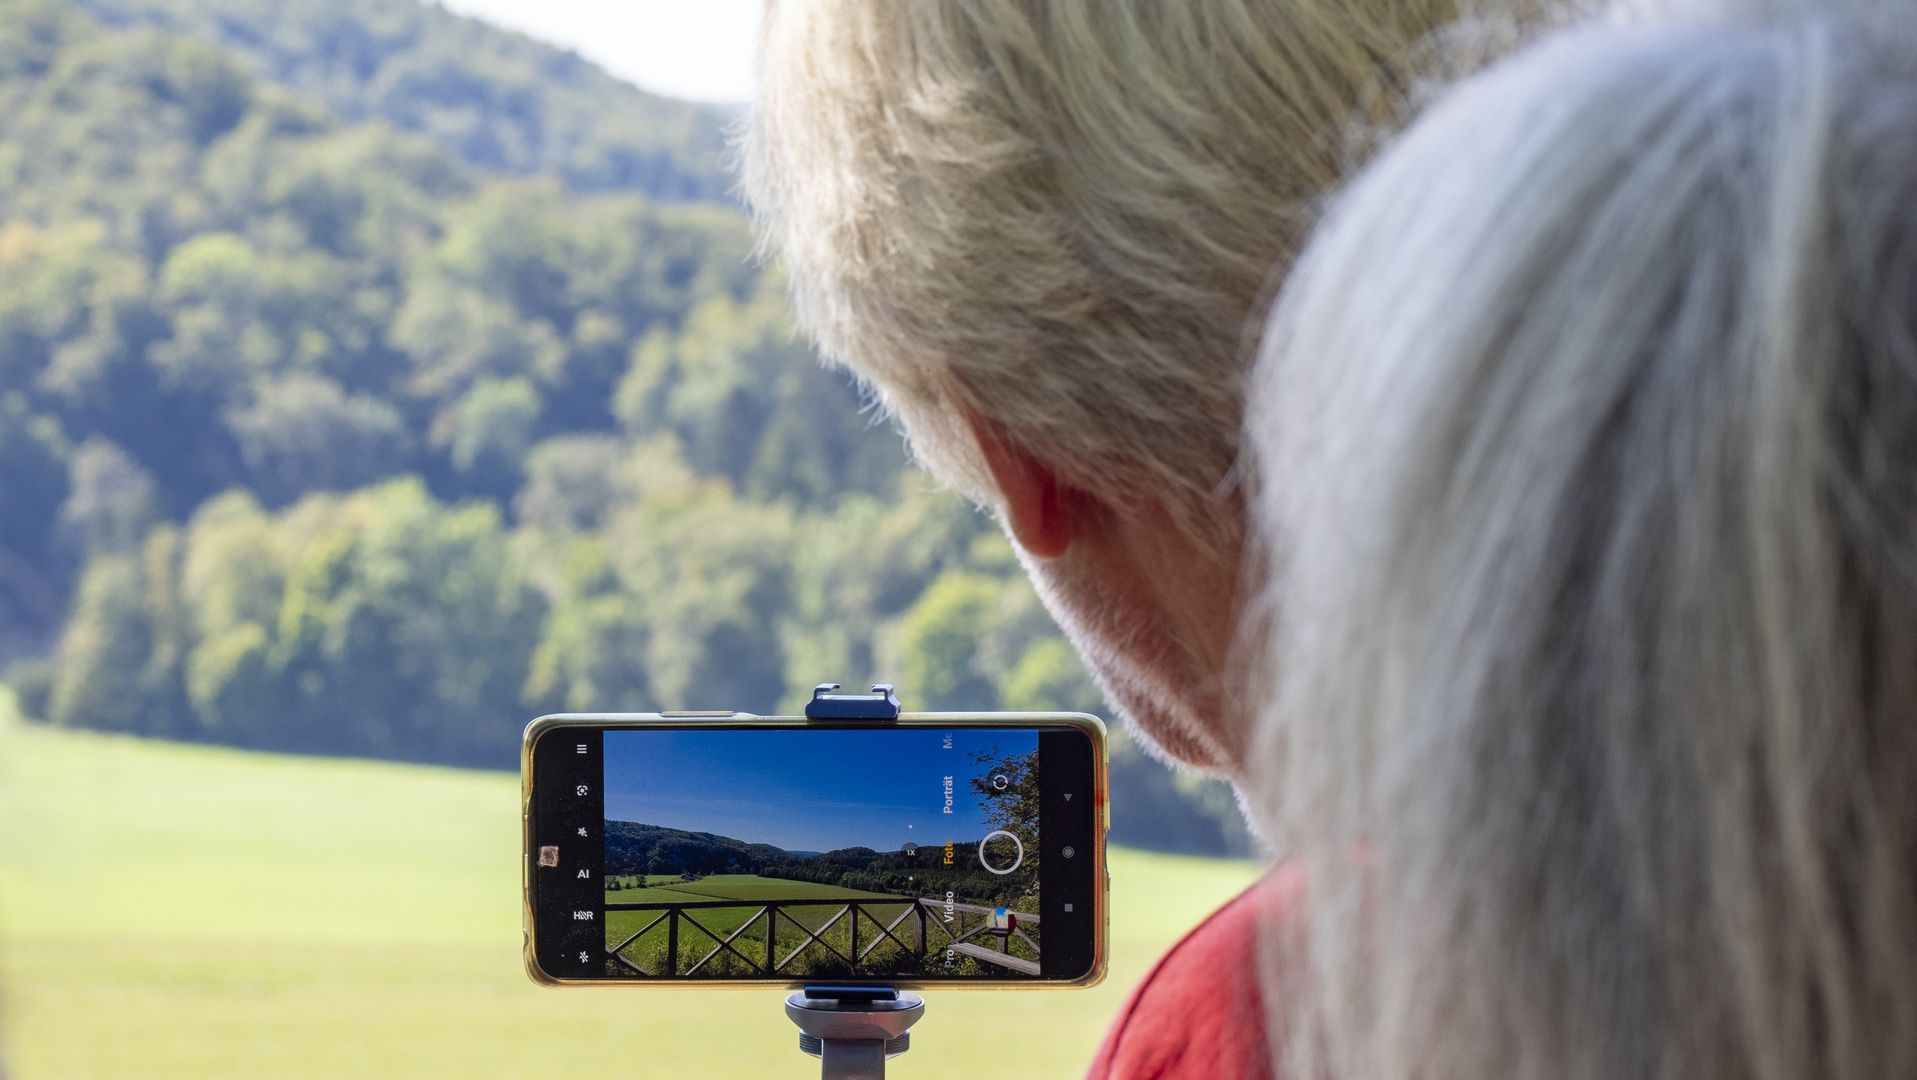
[747,0,1478,773]
[743,0,1501,1075]
[1249,3,1917,1079]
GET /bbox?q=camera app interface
[600,728,1042,980]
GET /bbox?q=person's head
[744,0,1494,774]
[1249,11,1917,1080]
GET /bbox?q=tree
[896,560,1058,712]
[0,391,70,663]
[224,374,410,503]
[968,743,1041,893]
[998,637,1103,714]
[445,375,540,499]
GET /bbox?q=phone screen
[525,718,1104,987]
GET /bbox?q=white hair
[1250,13,1917,1080]
[744,0,1507,543]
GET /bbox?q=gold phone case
[521,711,1108,990]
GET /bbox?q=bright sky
[603,728,1038,854]
[431,0,760,104]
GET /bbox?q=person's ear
[961,407,1083,559]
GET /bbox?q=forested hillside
[69,0,735,198]
[0,0,1254,855]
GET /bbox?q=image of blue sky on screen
[602,729,1037,854]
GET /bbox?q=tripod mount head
[785,985,926,1080]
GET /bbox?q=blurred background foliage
[64,0,736,198]
[0,0,1254,857]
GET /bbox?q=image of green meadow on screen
[602,729,1042,979]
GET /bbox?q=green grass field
[607,874,898,905]
[0,693,1264,1079]
[654,875,903,901]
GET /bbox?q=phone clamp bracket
[804,683,902,720]
[786,985,924,1079]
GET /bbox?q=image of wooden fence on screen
[604,894,1041,978]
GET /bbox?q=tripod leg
[819,1038,886,1080]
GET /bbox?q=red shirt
[1086,866,1301,1080]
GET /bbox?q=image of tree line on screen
[600,748,1043,978]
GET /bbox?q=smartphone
[522,711,1108,989]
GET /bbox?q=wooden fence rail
[602,895,1040,977]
